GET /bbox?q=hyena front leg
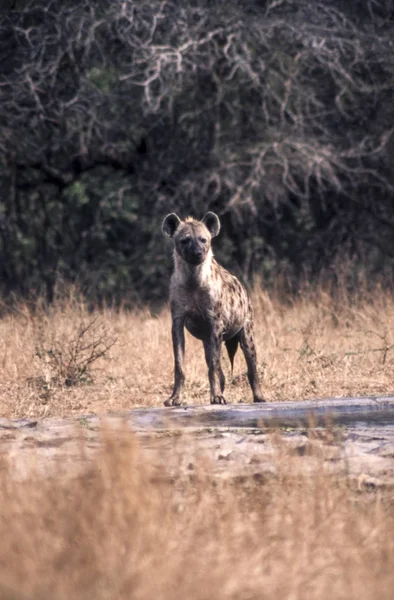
[203,332,226,405]
[239,320,266,403]
[164,316,186,406]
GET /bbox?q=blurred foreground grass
[0,430,393,600]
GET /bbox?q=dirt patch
[1,397,394,490]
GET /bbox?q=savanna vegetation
[1,3,394,598]
[0,0,393,415]
[1,284,394,418]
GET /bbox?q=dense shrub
[0,0,393,304]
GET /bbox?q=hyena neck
[174,249,213,287]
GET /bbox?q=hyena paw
[211,395,227,405]
[253,396,266,403]
[164,396,184,407]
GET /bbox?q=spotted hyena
[162,211,265,406]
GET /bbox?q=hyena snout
[178,238,209,265]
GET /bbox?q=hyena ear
[202,212,221,238]
[162,213,181,238]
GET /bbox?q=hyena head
[162,212,221,266]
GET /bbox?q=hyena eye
[181,237,190,244]
[199,237,207,244]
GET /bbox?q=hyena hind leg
[238,324,266,403]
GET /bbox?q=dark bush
[0,0,393,305]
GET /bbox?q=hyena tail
[225,337,239,378]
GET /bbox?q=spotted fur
[162,212,265,406]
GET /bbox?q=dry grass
[0,431,392,600]
[1,288,393,599]
[1,285,394,418]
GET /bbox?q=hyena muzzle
[162,211,266,406]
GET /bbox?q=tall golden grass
[1,284,394,418]
[0,431,393,600]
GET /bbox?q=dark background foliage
[0,0,393,305]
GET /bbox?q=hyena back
[162,211,265,406]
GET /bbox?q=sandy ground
[1,397,394,489]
